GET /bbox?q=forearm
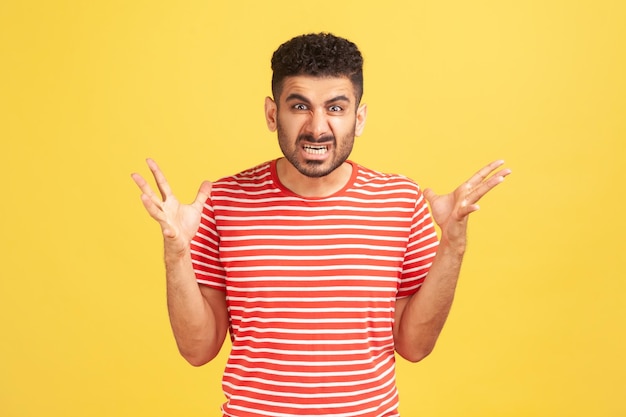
[395,237,465,362]
[165,248,227,366]
[395,159,510,362]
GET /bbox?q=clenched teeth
[304,145,328,154]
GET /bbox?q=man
[132,33,510,417]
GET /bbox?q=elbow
[179,346,219,367]
[396,342,436,363]
[184,354,211,367]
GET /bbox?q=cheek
[277,114,301,137]
[276,120,298,148]
[330,118,357,138]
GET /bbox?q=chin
[304,159,348,178]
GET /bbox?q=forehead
[278,75,356,104]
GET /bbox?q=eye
[293,103,308,110]
[329,105,343,112]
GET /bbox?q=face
[265,76,367,179]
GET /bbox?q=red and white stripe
[191,160,438,417]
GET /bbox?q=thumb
[193,180,213,208]
[423,188,437,204]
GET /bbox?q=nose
[305,109,330,140]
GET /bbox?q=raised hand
[423,160,511,245]
[131,159,212,256]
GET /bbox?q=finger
[193,180,213,209]
[466,160,506,188]
[131,172,150,193]
[137,192,177,237]
[139,192,166,222]
[146,158,173,201]
[131,172,166,210]
[456,202,480,220]
[465,167,511,204]
[422,188,436,205]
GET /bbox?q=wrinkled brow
[285,93,351,105]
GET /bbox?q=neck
[276,158,353,198]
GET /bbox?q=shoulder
[211,161,274,191]
[208,160,285,206]
[351,162,423,195]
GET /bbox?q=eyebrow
[285,93,352,106]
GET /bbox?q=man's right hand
[131,158,212,257]
[132,160,227,365]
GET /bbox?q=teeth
[304,145,328,155]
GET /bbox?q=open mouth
[303,144,328,155]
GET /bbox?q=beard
[276,122,355,179]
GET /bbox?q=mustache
[297,134,335,143]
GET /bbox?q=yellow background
[2,1,625,416]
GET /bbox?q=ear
[265,96,278,132]
[355,103,367,137]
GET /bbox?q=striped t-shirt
[190,159,439,417]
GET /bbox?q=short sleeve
[397,187,439,298]
[190,197,227,291]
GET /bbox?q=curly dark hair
[271,33,364,104]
